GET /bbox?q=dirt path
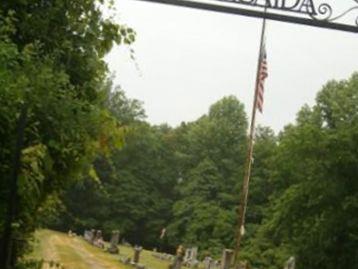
[38,230,125,269]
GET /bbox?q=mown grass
[118,245,172,269]
[30,229,129,269]
[30,229,175,269]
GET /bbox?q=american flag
[256,41,268,113]
[159,228,166,239]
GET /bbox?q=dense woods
[0,0,134,268]
[0,1,357,269]
[54,76,358,269]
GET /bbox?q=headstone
[284,256,295,269]
[221,249,233,269]
[204,257,213,269]
[90,229,96,243]
[183,246,198,268]
[190,247,198,261]
[184,248,191,261]
[108,230,120,254]
[93,230,105,248]
[84,230,92,242]
[170,245,185,269]
[133,246,143,264]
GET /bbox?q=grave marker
[133,246,143,264]
[221,249,233,269]
[284,256,295,269]
[204,256,213,269]
[93,230,104,248]
[170,245,185,269]
[108,230,120,254]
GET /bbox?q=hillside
[30,230,173,269]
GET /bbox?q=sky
[105,0,358,132]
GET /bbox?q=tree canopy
[241,73,358,269]
[57,75,358,269]
[0,1,135,267]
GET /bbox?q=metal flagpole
[233,7,267,267]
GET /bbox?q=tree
[55,88,179,250]
[59,122,180,249]
[244,73,358,269]
[0,1,135,267]
[168,96,249,257]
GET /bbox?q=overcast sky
[105,0,358,132]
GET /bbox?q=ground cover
[29,229,175,269]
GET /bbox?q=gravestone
[108,230,120,254]
[93,230,105,248]
[170,245,185,269]
[204,257,213,269]
[133,246,143,264]
[184,248,191,261]
[84,230,92,242]
[221,249,233,269]
[90,229,96,244]
[190,247,198,261]
[183,246,198,268]
[284,257,295,269]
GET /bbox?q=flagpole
[233,7,267,267]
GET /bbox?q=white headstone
[284,256,295,269]
[221,249,233,269]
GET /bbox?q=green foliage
[50,89,176,250]
[0,0,135,266]
[59,75,357,269]
[243,73,358,269]
[106,84,146,125]
[57,95,278,259]
[5,3,354,267]
[168,97,250,257]
[59,122,180,248]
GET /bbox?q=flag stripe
[256,43,268,113]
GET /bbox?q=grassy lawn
[118,245,172,269]
[30,229,175,269]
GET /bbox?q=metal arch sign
[134,0,358,33]
[214,0,318,14]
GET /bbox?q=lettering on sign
[218,0,316,15]
[135,0,358,32]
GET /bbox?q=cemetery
[30,229,296,269]
[0,1,357,269]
